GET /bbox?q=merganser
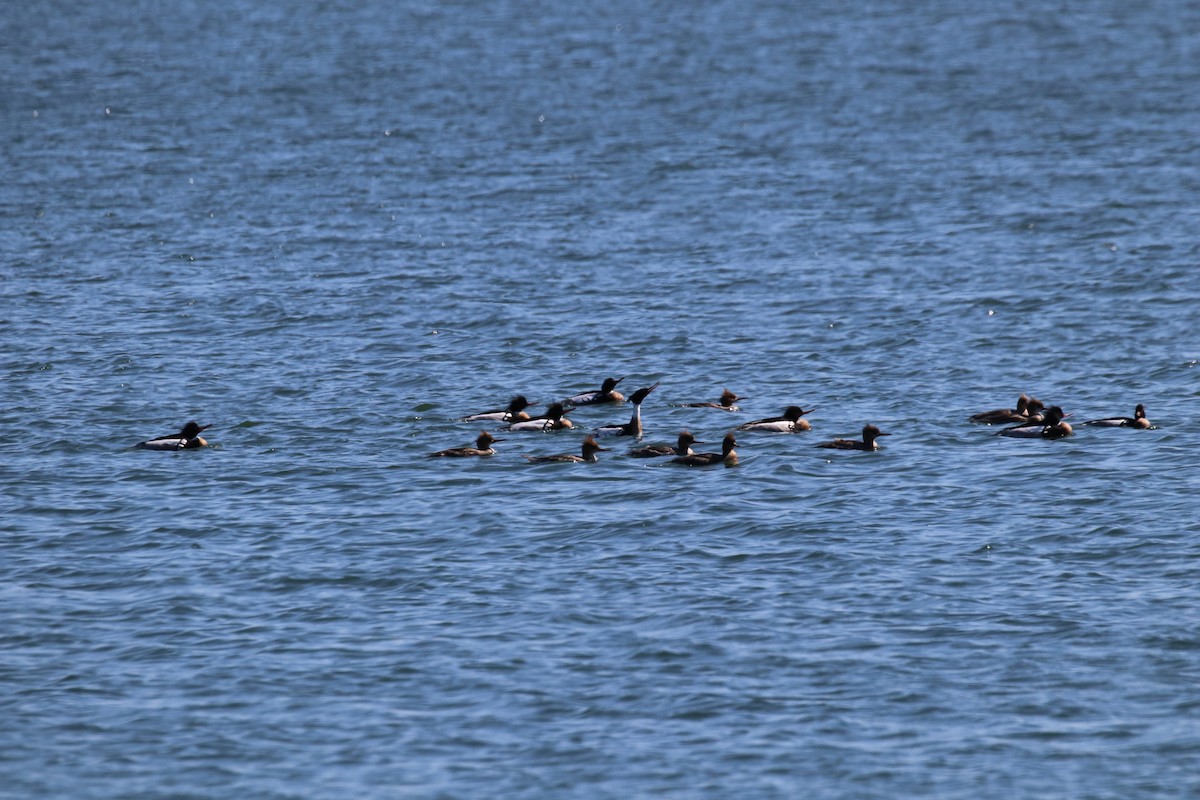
[1083,404,1152,429]
[567,377,625,406]
[816,424,890,451]
[428,431,501,457]
[970,394,1038,424]
[461,395,537,423]
[505,402,574,432]
[593,382,660,437]
[738,405,814,433]
[680,388,746,412]
[998,406,1072,439]
[628,430,703,458]
[134,421,212,450]
[670,431,739,467]
[523,435,609,463]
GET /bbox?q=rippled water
[3,1,1200,797]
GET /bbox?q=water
[3,1,1200,797]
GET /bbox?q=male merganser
[428,431,501,457]
[1083,404,1152,429]
[628,430,703,458]
[461,395,537,423]
[816,424,890,451]
[998,406,1072,439]
[738,405,814,433]
[505,402,574,432]
[670,431,739,467]
[523,435,609,463]
[680,389,746,412]
[567,377,625,406]
[593,382,660,437]
[134,421,212,450]
[970,394,1035,424]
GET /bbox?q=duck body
[738,406,814,433]
[681,389,745,412]
[135,421,212,451]
[628,430,702,458]
[816,424,890,451]
[998,406,1072,439]
[461,395,537,423]
[523,435,609,463]
[670,432,739,467]
[969,395,1039,424]
[594,382,660,437]
[429,431,501,457]
[567,377,625,406]
[1083,404,1151,429]
[505,402,574,432]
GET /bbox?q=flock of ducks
[131,385,1152,464]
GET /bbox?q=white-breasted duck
[593,382,660,437]
[1083,404,1152,429]
[505,402,574,432]
[628,430,703,458]
[998,406,1073,439]
[816,424,890,451]
[134,421,212,451]
[567,376,625,406]
[670,431,739,467]
[461,395,537,423]
[523,435,609,463]
[738,405,814,433]
[428,431,501,457]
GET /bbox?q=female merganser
[670,431,739,467]
[505,402,574,432]
[567,376,625,406]
[998,406,1072,439]
[1083,404,1152,429]
[428,431,501,457]
[523,435,609,463]
[593,382,660,437]
[628,430,703,458]
[680,389,746,412]
[461,395,537,423]
[970,394,1035,424]
[816,424,890,451]
[135,421,212,450]
[738,405,814,433]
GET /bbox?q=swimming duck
[567,376,625,406]
[134,421,212,451]
[523,435,609,463]
[593,382,660,437]
[679,388,746,412]
[505,402,574,432]
[670,431,739,467]
[970,394,1036,424]
[816,424,890,451]
[428,431,501,457]
[738,405,814,433]
[461,395,537,423]
[998,406,1073,439]
[628,430,703,458]
[1082,404,1152,429]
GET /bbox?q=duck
[566,376,625,406]
[523,435,609,463]
[628,430,703,458]
[969,394,1041,424]
[679,388,746,412]
[670,431,739,467]
[460,395,537,423]
[134,421,212,451]
[593,382,660,437]
[998,406,1073,439]
[738,405,814,433]
[428,431,501,457]
[816,424,890,451]
[1082,404,1152,429]
[505,402,574,432]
